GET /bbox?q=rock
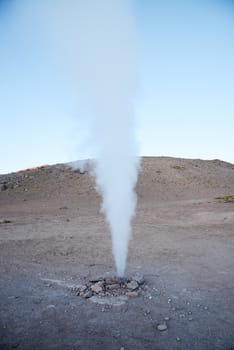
[118,277,130,284]
[164,317,170,321]
[143,308,150,315]
[126,291,139,298]
[106,284,119,290]
[79,285,87,292]
[77,285,87,295]
[83,291,93,299]
[132,274,145,285]
[126,280,139,291]
[105,277,119,285]
[91,282,103,294]
[157,324,167,331]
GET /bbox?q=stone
[132,274,145,285]
[106,284,119,290]
[83,291,93,299]
[77,285,87,295]
[91,282,103,294]
[157,324,167,331]
[126,280,139,291]
[118,277,130,284]
[126,291,139,298]
[105,277,119,285]
[164,317,170,321]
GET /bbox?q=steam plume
[75,0,139,276]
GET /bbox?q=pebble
[83,291,93,299]
[176,337,181,342]
[126,280,139,291]
[164,317,170,321]
[105,277,119,284]
[143,309,150,315]
[157,324,168,331]
[107,284,119,290]
[91,282,103,294]
[78,285,87,293]
[132,274,145,285]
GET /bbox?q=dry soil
[0,157,234,350]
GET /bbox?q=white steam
[75,0,139,276]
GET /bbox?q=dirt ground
[0,156,234,350]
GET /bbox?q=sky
[0,0,234,174]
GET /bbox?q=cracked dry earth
[0,157,234,350]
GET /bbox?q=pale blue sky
[0,0,234,174]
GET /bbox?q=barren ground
[0,157,234,350]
